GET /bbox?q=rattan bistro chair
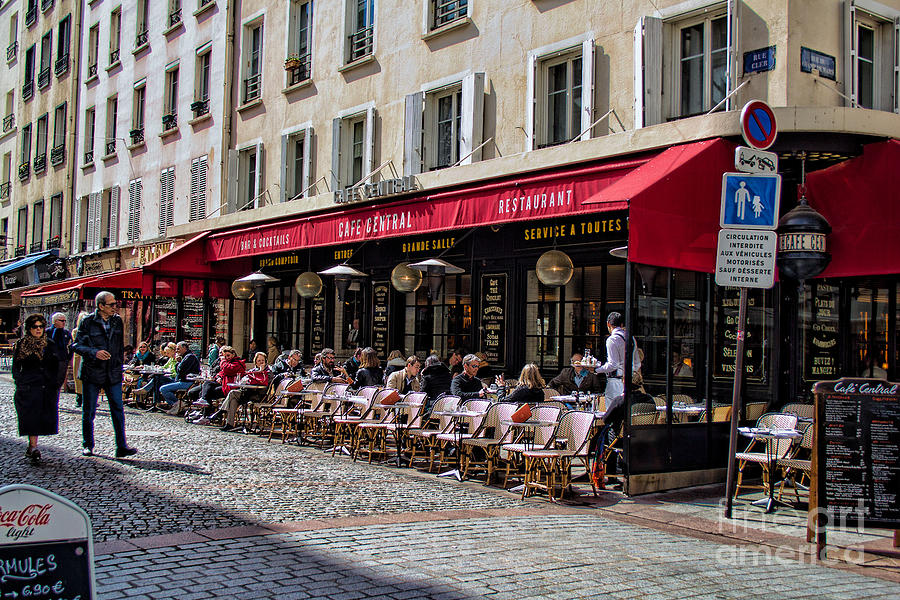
[498,405,563,488]
[522,410,597,501]
[331,386,380,456]
[734,413,799,498]
[777,422,814,502]
[407,394,460,470]
[461,402,518,483]
[431,399,491,473]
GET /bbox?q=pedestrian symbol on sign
[720,173,781,230]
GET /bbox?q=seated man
[549,353,603,395]
[386,355,421,394]
[159,341,201,409]
[450,354,486,400]
[311,348,351,384]
[269,349,306,388]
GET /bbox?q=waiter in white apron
[595,312,641,400]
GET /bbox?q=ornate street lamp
[535,250,574,287]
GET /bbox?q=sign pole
[724,287,748,518]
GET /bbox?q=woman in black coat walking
[12,313,61,464]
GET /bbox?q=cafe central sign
[334,176,418,205]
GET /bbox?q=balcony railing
[54,54,68,75]
[22,80,33,101]
[105,140,116,156]
[33,153,46,172]
[135,29,148,48]
[199,0,214,7]
[83,150,93,164]
[87,62,98,78]
[30,241,42,253]
[6,41,17,62]
[46,236,60,249]
[348,26,373,62]
[15,245,25,258]
[130,127,144,145]
[190,99,209,118]
[243,74,261,103]
[25,7,37,27]
[50,144,64,165]
[433,0,467,29]
[286,54,311,86]
[162,113,177,131]
[38,67,50,89]
[109,48,120,65]
[0,181,9,199]
[3,114,13,131]
[18,162,30,181]
[169,9,182,28]
[41,0,53,12]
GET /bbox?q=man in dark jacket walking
[48,312,73,392]
[73,291,137,458]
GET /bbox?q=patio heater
[408,258,464,300]
[318,264,367,301]
[231,271,278,302]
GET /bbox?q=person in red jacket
[217,352,269,431]
[191,346,245,424]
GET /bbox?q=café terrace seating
[407,394,460,471]
[734,412,800,498]
[353,391,427,464]
[522,410,597,501]
[460,402,519,484]
[498,404,563,489]
[776,422,814,502]
[303,382,349,447]
[331,386,380,456]
[431,399,491,473]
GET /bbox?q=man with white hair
[48,312,73,393]
[73,291,137,458]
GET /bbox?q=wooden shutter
[197,155,207,219]
[525,52,537,150]
[254,142,264,206]
[159,167,174,236]
[280,134,288,202]
[461,72,485,164]
[190,156,207,220]
[845,0,857,107]
[302,128,312,197]
[894,16,900,113]
[403,92,423,176]
[226,149,238,213]
[331,116,342,190]
[634,16,662,128]
[726,0,739,110]
[580,39,595,140]
[71,195,81,253]
[108,186,119,247]
[85,192,96,251]
[190,157,199,220]
[128,179,141,242]
[364,107,375,181]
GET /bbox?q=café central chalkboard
[480,274,506,367]
[814,378,900,529]
[310,296,326,354]
[371,282,390,360]
[0,485,95,600]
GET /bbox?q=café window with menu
[266,284,304,355]
[404,274,472,360]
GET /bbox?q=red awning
[805,139,900,278]
[21,268,144,301]
[584,138,737,273]
[206,156,654,261]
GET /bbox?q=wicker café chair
[522,410,597,501]
[777,422,814,502]
[461,402,519,483]
[267,380,327,442]
[303,382,349,447]
[331,386,380,456]
[542,387,561,401]
[355,391,426,463]
[781,403,814,420]
[499,405,563,488]
[734,413,799,497]
[745,402,768,421]
[432,399,491,473]
[352,388,404,462]
[407,394,460,470]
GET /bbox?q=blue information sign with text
[720,173,781,230]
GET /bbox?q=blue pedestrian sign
[720,173,781,230]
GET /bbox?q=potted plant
[284,55,301,70]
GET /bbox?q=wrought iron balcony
[46,236,60,249]
[105,140,116,156]
[130,128,144,145]
[348,26,373,62]
[169,9,182,28]
[3,114,13,132]
[243,74,261,103]
[6,41,17,62]
[15,245,26,258]
[286,54,311,86]
[0,181,9,199]
[54,54,68,76]
[38,67,50,89]
[87,62,97,79]
[22,80,33,101]
[433,0,467,29]
[50,144,64,165]
[41,0,53,12]
[190,99,209,118]
[199,0,214,7]
[18,162,30,181]
[135,29,148,48]
[33,153,46,172]
[25,7,37,27]
[162,113,177,131]
[83,150,93,165]
[109,48,120,65]
[30,240,42,253]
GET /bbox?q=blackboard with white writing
[371,282,390,360]
[480,274,506,367]
[310,296,325,354]
[0,540,92,600]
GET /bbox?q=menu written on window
[480,274,506,367]
[805,284,839,380]
[310,296,325,354]
[713,287,764,379]
[155,297,178,346]
[814,378,900,529]
[371,282,390,360]
[181,298,205,355]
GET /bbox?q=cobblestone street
[2,381,899,599]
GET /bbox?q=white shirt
[596,327,641,377]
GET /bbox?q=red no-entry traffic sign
[740,100,777,149]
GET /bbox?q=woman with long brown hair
[12,313,62,464]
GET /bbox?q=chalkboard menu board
[371,282,390,360]
[713,287,765,379]
[155,297,178,346]
[310,296,325,354]
[805,284,839,380]
[182,297,205,355]
[480,274,506,367]
[814,378,900,529]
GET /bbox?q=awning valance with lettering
[583,138,737,273]
[21,268,144,307]
[205,155,655,262]
[805,139,900,278]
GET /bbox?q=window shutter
[580,39,595,140]
[526,52,536,150]
[403,92,424,176]
[331,117,342,190]
[893,17,899,113]
[280,134,288,202]
[128,179,141,242]
[71,195,81,253]
[108,186,119,247]
[159,168,174,236]
[190,157,199,220]
[158,171,166,236]
[364,107,375,180]
[84,195,94,251]
[844,0,857,107]
[166,169,174,231]
[92,192,102,250]
[254,142,264,206]
[198,155,207,219]
[634,16,662,128]
[461,72,485,164]
[226,149,238,213]
[302,128,312,197]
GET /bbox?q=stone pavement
[1,380,899,599]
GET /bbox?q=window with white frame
[136,0,149,48]
[80,191,108,252]
[429,0,468,31]
[83,106,94,164]
[189,155,207,221]
[163,65,178,129]
[127,178,141,242]
[20,123,31,167]
[527,39,594,150]
[287,1,312,86]
[72,195,87,253]
[31,200,42,251]
[242,19,263,103]
[86,23,98,78]
[844,2,900,112]
[331,108,374,191]
[16,207,26,253]
[109,7,121,65]
[168,0,182,29]
[132,82,145,143]
[281,128,312,201]
[194,45,211,116]
[104,96,117,156]
[676,13,727,117]
[159,166,175,235]
[345,0,374,63]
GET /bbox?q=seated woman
[351,347,383,391]
[216,352,270,431]
[136,342,177,405]
[504,363,545,405]
[124,341,156,395]
[191,346,245,424]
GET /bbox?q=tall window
[677,15,727,117]
[135,0,149,48]
[528,41,593,150]
[51,102,65,165]
[55,14,70,75]
[23,45,34,99]
[16,207,26,256]
[190,155,207,221]
[194,47,210,116]
[48,193,62,247]
[163,65,178,129]
[127,179,141,242]
[432,88,461,168]
[20,123,32,167]
[83,106,94,164]
[283,128,312,201]
[30,201,42,252]
[7,12,17,62]
[168,0,182,28]
[159,167,175,235]
[544,54,581,147]
[132,83,145,143]
[38,30,51,88]
[287,1,312,85]
[109,8,121,65]
[332,108,374,192]
[104,96,117,156]
[346,0,374,63]
[34,114,47,172]
[242,147,259,210]
[86,24,98,78]
[242,21,262,103]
